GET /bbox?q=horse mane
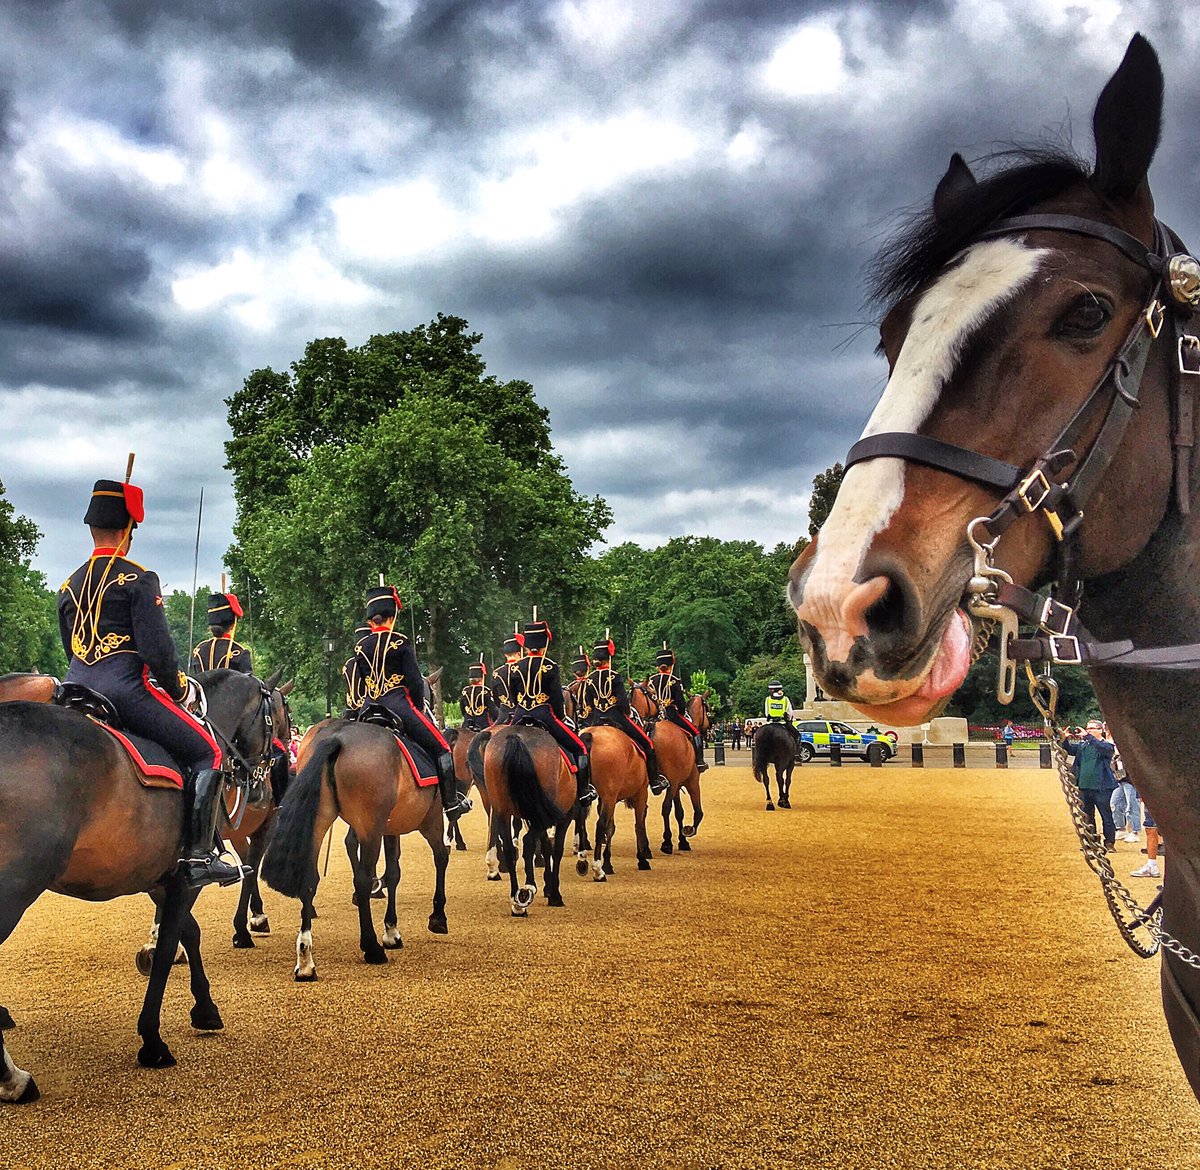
[867,146,1090,312]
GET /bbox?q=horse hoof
[592,872,607,883]
[486,873,502,882]
[294,968,318,982]
[547,894,565,907]
[455,841,468,852]
[511,908,528,918]
[137,1042,177,1069]
[232,934,255,949]
[575,858,590,877]
[638,859,652,871]
[249,916,271,934]
[602,862,615,875]
[428,916,449,935]
[683,826,697,838]
[660,842,673,855]
[135,946,155,978]
[190,1004,224,1032]
[363,948,388,965]
[383,937,405,950]
[678,838,692,852]
[0,1005,15,1030]
[13,1075,40,1104]
[765,803,775,811]
[779,797,791,809]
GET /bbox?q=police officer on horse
[644,643,708,773]
[764,681,799,748]
[578,635,668,795]
[191,590,253,674]
[505,615,596,808]
[58,474,245,888]
[351,584,471,820]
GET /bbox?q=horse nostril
[864,577,907,637]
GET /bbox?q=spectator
[1109,746,1142,843]
[1002,719,1015,749]
[731,719,743,751]
[1132,802,1161,879]
[1060,719,1117,852]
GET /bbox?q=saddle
[510,714,578,773]
[53,682,184,790]
[356,704,438,788]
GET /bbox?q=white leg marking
[591,858,606,882]
[486,845,500,878]
[382,923,401,947]
[295,928,316,979]
[249,913,270,933]
[0,1047,32,1103]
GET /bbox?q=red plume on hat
[122,483,145,524]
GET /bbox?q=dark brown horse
[576,725,653,880]
[789,35,1200,1099]
[0,669,275,1102]
[479,725,576,916]
[752,722,796,811]
[0,674,56,704]
[260,719,451,979]
[450,724,498,870]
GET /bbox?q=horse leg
[660,790,674,854]
[778,762,791,809]
[247,827,271,934]
[760,767,774,811]
[683,778,703,844]
[421,812,450,935]
[179,907,223,1032]
[574,801,591,877]
[635,795,652,871]
[591,802,609,882]
[453,820,467,852]
[137,876,199,1068]
[674,791,691,852]
[0,1005,13,1030]
[545,821,566,908]
[486,810,502,881]
[350,830,387,964]
[501,817,528,917]
[521,831,540,903]
[232,861,256,948]
[295,862,319,981]
[0,880,43,1102]
[602,807,616,876]
[381,835,403,948]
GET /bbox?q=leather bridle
[843,212,1200,671]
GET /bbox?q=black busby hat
[206,591,243,627]
[365,584,402,621]
[655,643,675,668]
[468,662,487,681]
[571,645,591,674]
[523,619,551,652]
[502,633,525,656]
[592,637,615,661]
[84,478,144,530]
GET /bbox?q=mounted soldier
[57,473,245,888]
[460,656,499,732]
[567,645,590,721]
[644,643,708,773]
[352,584,471,821]
[491,628,525,723]
[506,615,596,808]
[190,589,252,675]
[579,635,668,795]
[341,622,370,717]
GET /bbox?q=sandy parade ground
[3,757,1198,1170]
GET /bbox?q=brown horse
[575,725,653,880]
[0,674,56,704]
[0,669,275,1102]
[479,725,576,916]
[650,719,704,855]
[260,719,451,979]
[789,36,1200,1099]
[629,681,659,724]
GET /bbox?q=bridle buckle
[1017,468,1052,512]
[1038,596,1076,637]
[1179,334,1200,376]
[1048,634,1083,665]
[1146,299,1166,339]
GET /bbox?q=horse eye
[1055,294,1113,339]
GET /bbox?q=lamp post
[324,634,337,717]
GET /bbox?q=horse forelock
[802,239,1046,630]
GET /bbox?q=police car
[795,720,896,763]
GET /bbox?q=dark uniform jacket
[508,654,566,720]
[645,670,688,718]
[191,634,253,675]
[343,655,366,713]
[354,627,424,705]
[460,682,498,730]
[59,551,188,702]
[578,666,630,726]
[491,660,520,717]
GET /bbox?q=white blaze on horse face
[800,238,1046,661]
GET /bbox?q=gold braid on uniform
[67,551,136,664]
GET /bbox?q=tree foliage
[226,315,610,706]
[807,461,844,536]
[0,481,65,675]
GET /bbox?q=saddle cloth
[355,705,438,787]
[87,716,184,790]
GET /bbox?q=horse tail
[467,730,491,787]
[503,732,562,833]
[262,733,341,898]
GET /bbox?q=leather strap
[978,214,1162,273]
[845,433,1023,491]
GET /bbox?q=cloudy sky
[2,0,1199,592]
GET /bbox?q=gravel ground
[2,763,1198,1169]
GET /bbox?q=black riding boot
[179,769,248,889]
[575,753,597,807]
[645,747,668,795]
[693,735,708,773]
[436,751,472,820]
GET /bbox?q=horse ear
[280,680,295,697]
[427,666,443,685]
[1092,33,1163,202]
[932,153,976,223]
[264,668,283,691]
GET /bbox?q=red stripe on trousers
[141,666,223,769]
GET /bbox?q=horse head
[790,34,1182,726]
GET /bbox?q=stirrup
[578,782,598,807]
[180,852,248,889]
[443,795,473,820]
[649,773,669,795]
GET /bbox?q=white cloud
[332,178,463,261]
[43,116,187,188]
[762,19,848,99]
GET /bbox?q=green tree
[0,482,64,675]
[728,647,807,718]
[808,462,845,536]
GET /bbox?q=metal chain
[1028,669,1200,968]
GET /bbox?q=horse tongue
[915,609,973,704]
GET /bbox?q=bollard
[911,743,924,768]
[830,742,842,767]
[714,741,726,766]
[953,742,965,768]
[1039,742,1051,768]
[996,743,1008,768]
